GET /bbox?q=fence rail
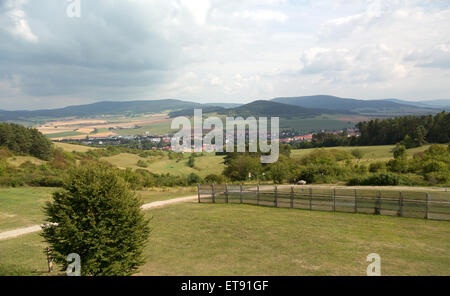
[197,184,450,221]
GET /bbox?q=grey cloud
[0,0,186,100]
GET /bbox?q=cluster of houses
[62,128,360,152]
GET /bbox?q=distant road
[0,195,198,241]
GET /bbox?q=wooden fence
[197,184,450,221]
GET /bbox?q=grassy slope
[7,156,46,167]
[102,153,225,178]
[291,144,432,163]
[1,202,449,276]
[53,142,98,152]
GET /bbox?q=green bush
[347,173,400,186]
[351,149,364,159]
[136,160,148,168]
[42,163,150,276]
[369,162,386,173]
[204,174,224,184]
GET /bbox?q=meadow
[0,187,195,233]
[1,202,449,276]
[101,152,225,178]
[290,144,432,163]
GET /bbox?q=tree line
[292,111,449,149]
[0,123,53,160]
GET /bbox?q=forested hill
[224,100,353,117]
[169,100,352,118]
[356,111,450,146]
[272,95,440,115]
[0,123,53,160]
[0,99,203,122]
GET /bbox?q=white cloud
[232,9,288,22]
[1,0,38,42]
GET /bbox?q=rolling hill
[272,95,439,116]
[0,100,242,123]
[219,100,347,117]
[169,100,354,119]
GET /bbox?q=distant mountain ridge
[0,95,442,123]
[0,99,239,122]
[383,98,450,109]
[168,100,354,119]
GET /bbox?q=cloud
[406,43,450,69]
[0,0,450,110]
[232,9,288,22]
[0,0,38,42]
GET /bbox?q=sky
[0,0,449,110]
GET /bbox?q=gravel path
[0,195,198,241]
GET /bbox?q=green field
[102,153,225,178]
[0,187,54,232]
[1,202,449,276]
[114,121,173,136]
[280,115,357,132]
[45,131,84,139]
[0,187,196,232]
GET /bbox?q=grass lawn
[0,187,55,232]
[0,187,196,233]
[140,203,450,276]
[2,202,448,276]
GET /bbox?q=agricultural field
[1,202,449,276]
[37,114,172,140]
[280,114,361,133]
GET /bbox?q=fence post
[375,190,381,215]
[211,183,215,203]
[426,193,430,219]
[257,184,260,205]
[397,192,403,217]
[274,185,278,207]
[354,189,357,213]
[290,186,294,209]
[240,184,243,204]
[197,184,201,203]
[225,183,229,203]
[333,188,336,212]
[309,187,313,211]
